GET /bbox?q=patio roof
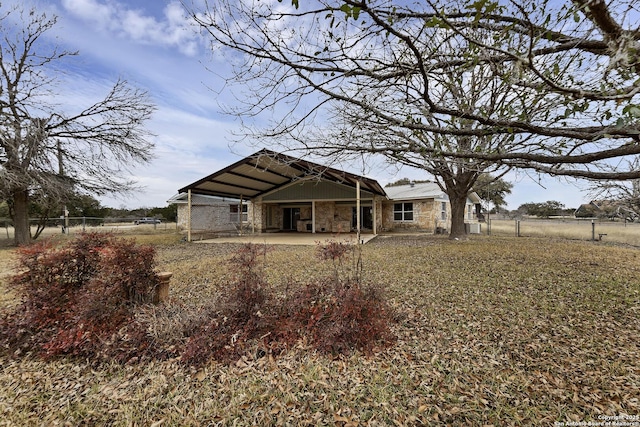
[178,149,387,200]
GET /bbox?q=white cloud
[61,0,201,56]
[60,0,114,30]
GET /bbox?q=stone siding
[382,199,451,232]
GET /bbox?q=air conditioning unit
[468,223,481,234]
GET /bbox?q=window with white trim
[393,202,413,221]
[440,202,447,220]
[230,204,248,222]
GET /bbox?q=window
[440,202,447,220]
[393,202,413,221]
[230,204,248,222]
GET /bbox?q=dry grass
[0,235,638,426]
[489,218,640,246]
[0,247,17,310]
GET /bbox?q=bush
[285,279,395,356]
[1,238,395,367]
[182,242,395,367]
[181,244,272,366]
[0,232,163,363]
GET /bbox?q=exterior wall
[382,199,450,233]
[176,204,189,229]
[300,206,312,221]
[314,201,335,232]
[374,197,383,233]
[176,201,250,233]
[178,196,475,235]
[333,205,351,232]
[253,201,373,233]
[248,202,262,233]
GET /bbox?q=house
[574,201,603,219]
[173,150,482,239]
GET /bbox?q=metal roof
[178,149,387,200]
[384,182,448,201]
[384,182,482,203]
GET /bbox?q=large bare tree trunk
[12,189,31,245]
[449,194,469,240]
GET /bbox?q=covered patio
[178,150,387,242]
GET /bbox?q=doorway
[282,207,301,231]
[352,206,373,230]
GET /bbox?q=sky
[5,0,593,211]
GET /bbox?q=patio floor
[195,232,378,246]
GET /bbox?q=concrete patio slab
[195,233,378,245]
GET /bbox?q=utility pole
[57,141,69,234]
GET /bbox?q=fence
[1,217,176,240]
[486,218,640,246]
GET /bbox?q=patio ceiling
[178,149,387,200]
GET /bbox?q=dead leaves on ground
[0,236,639,425]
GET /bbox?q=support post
[372,196,377,235]
[312,200,316,233]
[187,189,192,242]
[356,180,361,243]
[251,198,256,234]
[592,219,595,241]
[239,195,243,235]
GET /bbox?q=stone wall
[248,202,262,232]
[381,199,451,232]
[314,201,335,232]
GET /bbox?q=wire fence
[0,217,177,240]
[4,214,640,246]
[485,218,640,246]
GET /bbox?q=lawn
[0,235,638,426]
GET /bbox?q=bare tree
[0,6,155,245]
[318,59,527,238]
[186,0,640,182]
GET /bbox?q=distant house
[574,201,603,218]
[575,200,639,222]
[174,150,482,238]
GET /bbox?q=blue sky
[8,0,591,210]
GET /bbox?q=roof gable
[178,149,387,199]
